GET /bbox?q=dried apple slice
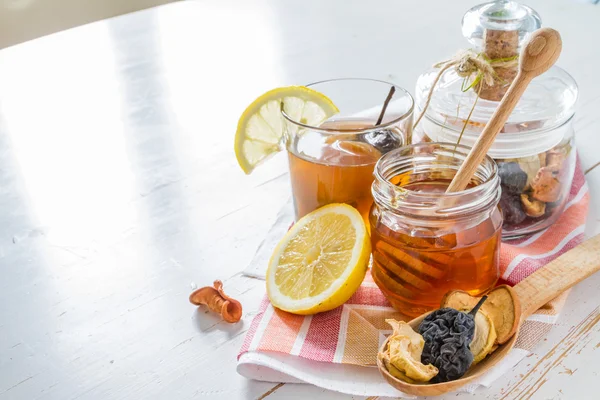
[385,319,425,360]
[459,308,497,363]
[381,357,417,384]
[379,320,439,383]
[441,285,520,344]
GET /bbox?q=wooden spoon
[377,234,600,396]
[446,27,562,193]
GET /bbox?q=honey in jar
[370,143,502,317]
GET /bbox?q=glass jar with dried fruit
[283,78,414,225]
[370,143,502,317]
[413,1,577,238]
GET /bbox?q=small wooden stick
[376,86,396,126]
[446,28,562,193]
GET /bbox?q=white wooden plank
[0,1,598,400]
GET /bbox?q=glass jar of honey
[370,143,502,317]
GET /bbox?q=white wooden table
[0,1,598,399]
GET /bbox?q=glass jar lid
[462,0,541,49]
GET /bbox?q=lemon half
[266,204,370,315]
[235,86,339,174]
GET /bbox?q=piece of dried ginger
[189,280,242,323]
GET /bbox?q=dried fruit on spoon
[378,320,439,383]
[418,296,488,382]
[379,289,520,385]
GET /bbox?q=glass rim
[418,65,578,137]
[420,113,574,159]
[374,142,498,197]
[281,78,415,134]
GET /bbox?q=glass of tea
[282,78,414,224]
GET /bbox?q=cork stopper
[479,30,519,100]
[462,1,541,101]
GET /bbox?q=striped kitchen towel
[237,159,589,397]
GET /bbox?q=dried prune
[499,190,526,225]
[418,296,487,383]
[497,162,527,195]
[363,130,402,154]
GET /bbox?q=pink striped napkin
[237,159,589,397]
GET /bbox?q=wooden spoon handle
[513,234,600,319]
[446,72,533,193]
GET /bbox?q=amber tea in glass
[288,119,404,223]
[283,79,414,222]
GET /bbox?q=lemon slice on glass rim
[234,86,339,174]
[266,203,371,315]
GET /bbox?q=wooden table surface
[0,0,598,399]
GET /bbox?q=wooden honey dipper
[446,27,563,193]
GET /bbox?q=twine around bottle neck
[413,50,519,130]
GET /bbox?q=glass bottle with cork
[413,0,578,238]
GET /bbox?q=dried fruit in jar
[418,296,487,383]
[504,155,542,188]
[545,149,566,172]
[499,190,526,225]
[379,320,439,383]
[497,162,527,195]
[521,194,546,217]
[531,167,561,203]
